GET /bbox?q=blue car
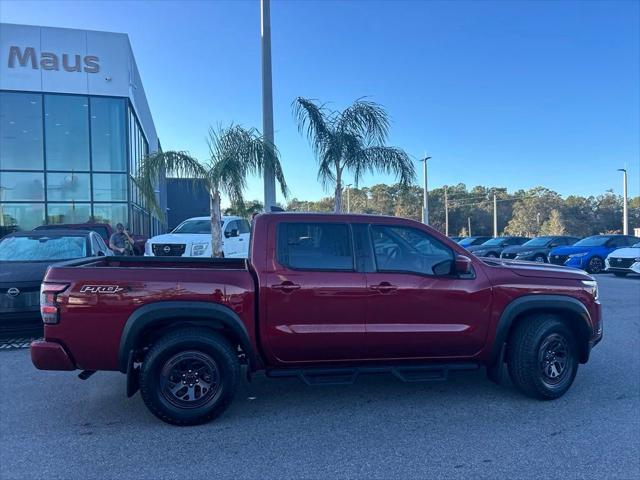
[548,234,640,273]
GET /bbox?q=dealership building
[0,23,166,237]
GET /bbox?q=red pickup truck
[31,213,602,425]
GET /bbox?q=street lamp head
[617,168,626,173]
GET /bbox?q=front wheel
[586,256,604,274]
[507,315,578,400]
[140,328,240,426]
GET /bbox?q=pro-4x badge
[80,285,124,294]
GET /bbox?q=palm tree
[293,97,415,212]
[138,125,287,257]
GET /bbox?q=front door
[364,224,492,359]
[223,220,240,257]
[262,221,368,364]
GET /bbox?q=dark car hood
[501,245,547,254]
[0,261,52,286]
[483,258,593,280]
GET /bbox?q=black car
[500,236,581,263]
[466,236,530,258]
[457,236,493,248]
[0,229,111,338]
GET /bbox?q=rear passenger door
[262,221,368,363]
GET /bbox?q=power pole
[618,168,628,235]
[421,154,431,225]
[493,194,498,237]
[468,217,471,237]
[444,186,449,236]
[261,0,276,212]
[346,184,352,213]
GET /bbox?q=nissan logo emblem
[617,258,622,262]
[7,287,20,297]
[163,245,171,253]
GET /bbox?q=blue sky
[1,0,639,205]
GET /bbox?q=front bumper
[605,259,640,274]
[30,340,76,371]
[564,256,587,269]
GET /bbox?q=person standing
[109,223,134,255]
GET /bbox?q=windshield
[522,237,552,247]
[573,236,610,247]
[0,236,87,261]
[171,220,221,234]
[480,238,504,246]
[458,237,478,246]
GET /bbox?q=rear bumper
[30,340,76,371]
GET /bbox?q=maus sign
[7,46,100,73]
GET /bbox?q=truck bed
[42,255,255,372]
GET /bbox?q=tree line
[286,184,639,237]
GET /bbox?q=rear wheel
[140,328,240,426]
[586,256,604,274]
[507,315,578,400]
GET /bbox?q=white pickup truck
[144,216,251,258]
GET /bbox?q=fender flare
[118,301,255,372]
[490,294,593,365]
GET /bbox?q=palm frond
[292,97,333,155]
[358,146,416,186]
[336,98,389,145]
[137,151,208,218]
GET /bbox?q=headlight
[191,243,208,256]
[568,252,588,258]
[582,280,598,300]
[516,251,534,256]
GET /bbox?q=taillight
[40,283,69,324]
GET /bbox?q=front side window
[238,220,251,234]
[278,223,354,271]
[371,225,453,276]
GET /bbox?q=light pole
[421,155,431,225]
[493,193,498,237]
[444,186,449,236]
[346,184,352,213]
[618,168,628,235]
[261,0,276,212]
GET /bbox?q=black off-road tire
[140,328,240,426]
[507,315,578,400]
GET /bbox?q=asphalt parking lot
[1,275,638,480]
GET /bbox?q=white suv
[145,216,251,258]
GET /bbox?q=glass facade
[0,91,164,236]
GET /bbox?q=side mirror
[454,255,473,275]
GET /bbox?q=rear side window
[277,223,354,271]
[238,220,251,234]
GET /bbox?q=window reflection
[91,97,126,172]
[93,203,127,228]
[47,172,90,202]
[93,173,127,201]
[0,204,45,230]
[45,95,90,171]
[47,203,91,224]
[0,171,44,201]
[0,92,44,170]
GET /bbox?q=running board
[266,363,479,386]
